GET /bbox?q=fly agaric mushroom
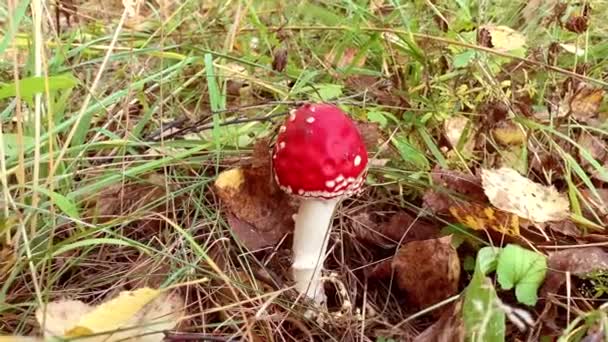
[272,103,368,304]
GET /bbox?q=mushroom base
[291,197,340,305]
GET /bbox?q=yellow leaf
[35,299,93,338]
[214,168,245,190]
[481,167,570,222]
[492,121,526,145]
[65,287,161,337]
[0,337,45,342]
[449,203,520,237]
[480,25,526,52]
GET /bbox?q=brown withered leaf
[577,132,608,182]
[413,299,465,342]
[579,189,608,224]
[272,47,288,72]
[565,15,588,34]
[392,235,461,311]
[547,219,582,238]
[325,47,366,69]
[352,211,439,247]
[541,247,608,296]
[492,120,526,146]
[449,202,520,237]
[355,121,384,153]
[423,167,487,215]
[568,85,605,122]
[215,139,297,250]
[345,75,408,107]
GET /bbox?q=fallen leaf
[1,243,15,281]
[491,120,526,146]
[36,288,184,342]
[568,85,605,122]
[215,139,297,250]
[578,131,608,181]
[443,116,475,154]
[479,25,526,52]
[481,167,570,222]
[354,121,384,153]
[392,235,461,311]
[352,211,440,247]
[565,14,588,34]
[272,47,288,72]
[423,167,487,215]
[580,189,608,223]
[324,47,366,69]
[542,248,608,296]
[546,219,582,237]
[449,203,520,237]
[413,299,464,342]
[36,300,94,338]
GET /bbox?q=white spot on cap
[298,189,304,195]
[310,106,316,112]
[289,109,296,121]
[325,180,335,188]
[336,174,344,183]
[354,155,362,167]
[306,117,315,124]
[279,141,286,149]
[279,125,286,133]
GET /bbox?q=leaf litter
[35,287,185,342]
[214,138,297,250]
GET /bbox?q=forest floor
[1,1,608,341]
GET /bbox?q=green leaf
[474,246,500,275]
[453,49,476,68]
[308,84,343,101]
[463,248,506,342]
[367,110,389,127]
[34,187,80,220]
[496,244,547,306]
[0,74,78,101]
[391,136,429,170]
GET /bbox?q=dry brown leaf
[449,203,520,237]
[413,299,465,342]
[578,131,608,181]
[392,235,461,311]
[352,211,440,247]
[0,243,15,281]
[568,85,605,122]
[423,167,487,215]
[215,139,297,250]
[481,167,570,222]
[492,121,526,146]
[580,189,608,224]
[541,248,608,296]
[324,47,366,69]
[546,220,582,238]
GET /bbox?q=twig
[164,331,241,342]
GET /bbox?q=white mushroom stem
[291,196,341,304]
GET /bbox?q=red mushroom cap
[272,103,368,199]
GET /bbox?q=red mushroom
[272,103,368,304]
